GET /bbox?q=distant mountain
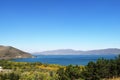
[0,46,33,59]
[34,48,120,55]
[34,49,83,55]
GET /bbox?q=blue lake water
[13,55,117,66]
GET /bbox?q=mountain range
[0,45,33,59]
[1,45,120,57]
[34,48,120,55]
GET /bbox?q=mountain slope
[0,46,33,59]
[83,48,120,55]
[35,49,83,55]
[34,48,120,55]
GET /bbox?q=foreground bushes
[0,72,19,80]
[57,65,84,80]
[0,71,58,80]
[0,55,120,80]
[82,55,120,80]
[0,61,59,80]
[57,55,120,80]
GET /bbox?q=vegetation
[82,55,120,80]
[0,60,61,80]
[57,55,120,80]
[0,55,120,80]
[57,65,85,80]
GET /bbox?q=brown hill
[0,45,33,59]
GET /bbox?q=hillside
[0,46,33,59]
[34,48,120,55]
[34,49,83,55]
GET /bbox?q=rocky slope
[0,46,33,59]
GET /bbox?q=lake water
[13,55,117,66]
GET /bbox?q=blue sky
[0,0,120,52]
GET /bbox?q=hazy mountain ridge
[34,48,120,55]
[0,45,33,59]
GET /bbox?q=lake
[13,55,117,65]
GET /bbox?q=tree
[82,61,100,80]
[57,65,82,80]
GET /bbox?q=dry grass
[109,78,120,80]
[38,65,59,71]
[103,77,120,80]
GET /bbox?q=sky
[0,0,120,52]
